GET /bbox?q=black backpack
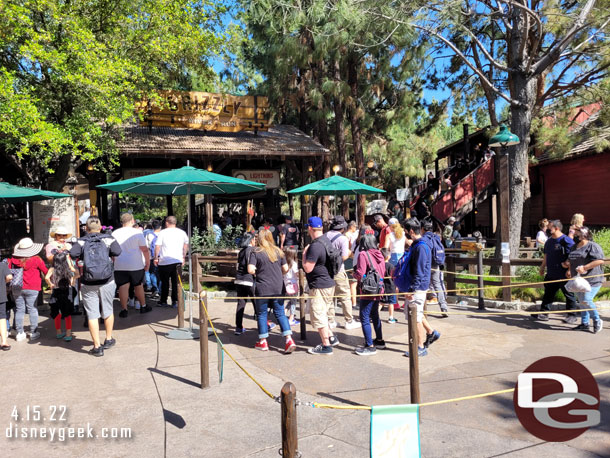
[80,234,114,282]
[313,234,343,279]
[361,251,383,295]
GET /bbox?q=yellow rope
[424,306,610,316]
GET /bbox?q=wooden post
[502,261,512,302]
[199,291,210,389]
[477,249,486,310]
[407,303,420,406]
[177,265,185,329]
[281,382,298,458]
[446,256,456,293]
[298,269,307,341]
[166,196,173,216]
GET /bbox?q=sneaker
[388,317,397,324]
[134,300,141,310]
[127,298,135,308]
[284,337,296,354]
[255,340,269,351]
[593,319,603,334]
[404,347,428,357]
[29,331,41,341]
[15,332,26,342]
[427,298,439,305]
[573,323,591,331]
[267,321,276,330]
[328,335,340,347]
[88,346,104,357]
[308,344,333,355]
[151,292,160,299]
[563,315,578,324]
[424,330,441,348]
[328,321,337,329]
[373,338,386,349]
[102,338,116,349]
[56,333,66,339]
[289,319,300,327]
[234,327,247,336]
[119,309,128,318]
[171,302,178,309]
[157,301,169,307]
[440,308,449,318]
[536,313,549,321]
[355,346,377,356]
[344,320,360,330]
[140,305,152,314]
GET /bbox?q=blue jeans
[145,261,160,292]
[15,289,40,333]
[577,285,601,325]
[255,297,292,339]
[359,299,383,347]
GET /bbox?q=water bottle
[458,299,468,309]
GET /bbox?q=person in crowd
[280,215,300,250]
[144,220,162,298]
[440,174,452,192]
[70,216,122,357]
[45,251,77,341]
[422,220,449,317]
[113,213,151,317]
[212,218,222,243]
[536,218,549,249]
[452,222,462,244]
[247,229,296,353]
[345,221,359,254]
[534,220,578,322]
[326,215,359,330]
[564,227,605,334]
[154,216,189,308]
[353,233,386,355]
[282,246,299,326]
[380,248,397,324]
[260,217,280,245]
[234,232,256,335]
[374,214,391,249]
[351,224,375,309]
[391,202,404,222]
[568,213,585,239]
[443,216,456,248]
[10,238,47,342]
[45,226,72,263]
[0,262,13,350]
[384,218,406,267]
[302,217,339,355]
[401,218,441,357]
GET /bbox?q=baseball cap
[308,216,323,229]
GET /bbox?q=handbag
[8,259,23,289]
[565,274,591,293]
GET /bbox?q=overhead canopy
[287,175,385,196]
[0,182,71,203]
[97,165,266,195]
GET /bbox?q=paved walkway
[1,295,609,457]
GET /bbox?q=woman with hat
[9,238,48,342]
[45,226,73,263]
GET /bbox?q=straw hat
[13,238,44,257]
[50,226,72,239]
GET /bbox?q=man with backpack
[394,218,441,357]
[325,216,359,330]
[143,220,162,298]
[302,217,340,355]
[422,220,449,317]
[70,216,122,357]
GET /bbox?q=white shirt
[536,230,548,248]
[112,227,147,271]
[388,232,406,254]
[156,227,189,266]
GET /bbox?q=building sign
[33,197,76,244]
[123,169,169,180]
[137,91,270,132]
[232,170,280,189]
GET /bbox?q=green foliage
[190,225,244,256]
[0,0,226,188]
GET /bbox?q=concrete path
[1,295,609,457]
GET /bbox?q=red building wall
[531,152,610,226]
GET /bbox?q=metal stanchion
[200,291,210,389]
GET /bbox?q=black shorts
[114,269,145,287]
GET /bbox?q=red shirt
[379,225,392,249]
[9,256,48,291]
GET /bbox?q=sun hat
[13,238,44,258]
[448,216,456,224]
[50,226,72,239]
[330,215,347,230]
[308,216,323,229]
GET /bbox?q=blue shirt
[544,234,574,279]
[408,239,431,292]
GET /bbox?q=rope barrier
[424,306,610,316]
[435,268,520,278]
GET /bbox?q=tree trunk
[47,154,73,192]
[347,54,365,225]
[333,59,350,220]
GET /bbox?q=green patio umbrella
[98,164,266,339]
[0,181,71,202]
[288,175,385,220]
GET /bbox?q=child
[45,251,77,341]
[380,248,397,323]
[283,247,300,326]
